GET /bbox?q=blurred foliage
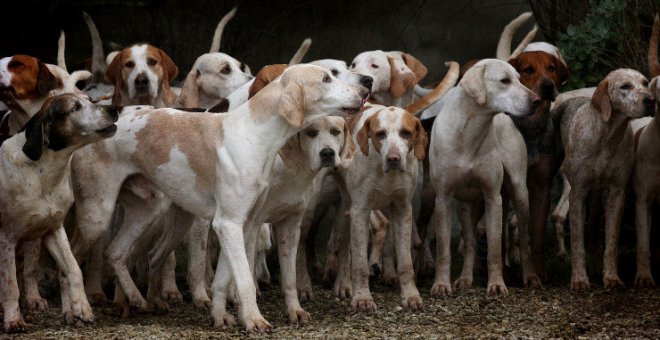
[530,0,658,90]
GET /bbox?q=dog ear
[158,48,179,83]
[37,61,60,96]
[403,53,428,83]
[178,69,200,108]
[412,117,428,161]
[356,115,373,156]
[250,64,287,99]
[278,82,305,128]
[388,55,418,98]
[339,119,356,168]
[278,134,304,169]
[555,57,570,86]
[106,50,126,105]
[650,76,660,96]
[591,79,611,122]
[460,64,488,105]
[21,108,54,161]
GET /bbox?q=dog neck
[442,88,499,150]
[8,133,74,186]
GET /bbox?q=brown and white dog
[555,69,654,290]
[0,93,118,333]
[106,44,179,107]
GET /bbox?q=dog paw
[25,296,49,312]
[244,315,272,333]
[603,276,625,290]
[298,286,314,303]
[161,289,183,304]
[114,300,132,319]
[486,281,508,296]
[633,275,656,289]
[570,277,591,291]
[333,279,352,299]
[288,308,312,324]
[351,296,377,312]
[430,282,452,297]
[402,296,423,311]
[453,277,473,290]
[212,312,236,328]
[192,295,212,310]
[128,294,149,312]
[523,274,543,289]
[87,292,108,305]
[149,298,170,314]
[65,299,95,326]
[4,316,28,333]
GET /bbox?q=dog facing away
[429,59,541,296]
[67,65,371,332]
[0,93,118,333]
[555,68,654,290]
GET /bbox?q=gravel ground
[4,277,659,339]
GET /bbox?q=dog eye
[73,101,82,111]
[500,78,511,84]
[547,65,556,73]
[323,74,332,83]
[523,67,535,75]
[400,130,412,139]
[306,129,319,138]
[125,61,135,68]
[350,63,356,69]
[619,84,632,90]
[221,65,232,75]
[642,80,649,87]
[147,58,158,66]
[331,69,339,76]
[375,130,386,140]
[329,128,341,136]
[371,64,379,69]
[8,60,24,68]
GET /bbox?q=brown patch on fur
[509,51,569,96]
[131,110,222,191]
[3,55,61,100]
[249,64,288,99]
[460,59,480,77]
[401,111,428,160]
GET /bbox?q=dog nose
[103,105,121,120]
[360,75,373,91]
[531,95,542,110]
[320,148,335,160]
[134,74,149,88]
[643,96,655,108]
[386,154,400,165]
[540,79,555,99]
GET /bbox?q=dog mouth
[95,124,117,137]
[343,93,371,115]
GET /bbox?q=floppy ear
[555,58,570,86]
[339,119,356,168]
[249,64,287,99]
[356,115,373,156]
[278,82,305,128]
[402,53,428,83]
[179,69,200,108]
[388,55,418,98]
[158,48,179,83]
[460,64,487,105]
[278,134,304,169]
[591,79,611,122]
[37,62,60,96]
[412,117,428,161]
[649,76,660,95]
[21,110,52,161]
[106,50,126,105]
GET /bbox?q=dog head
[357,105,427,173]
[279,116,355,171]
[0,55,62,102]
[591,69,654,122]
[179,52,253,108]
[254,64,371,128]
[21,93,119,161]
[105,44,178,105]
[311,59,354,83]
[460,59,540,117]
[350,50,426,98]
[508,51,569,101]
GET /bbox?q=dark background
[1,0,536,84]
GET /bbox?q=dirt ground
[4,276,659,339]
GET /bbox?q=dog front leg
[22,239,49,312]
[484,192,507,296]
[187,218,212,309]
[569,188,590,291]
[0,236,26,332]
[634,194,656,288]
[602,187,625,290]
[160,251,182,303]
[454,202,477,290]
[368,210,389,277]
[333,208,352,299]
[349,206,376,312]
[391,202,423,311]
[43,226,94,326]
[274,214,311,324]
[431,196,453,297]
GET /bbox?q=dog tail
[496,12,534,60]
[209,7,237,53]
[57,30,67,72]
[83,11,108,82]
[649,14,660,77]
[65,71,92,93]
[405,61,459,117]
[510,25,538,59]
[289,38,312,65]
